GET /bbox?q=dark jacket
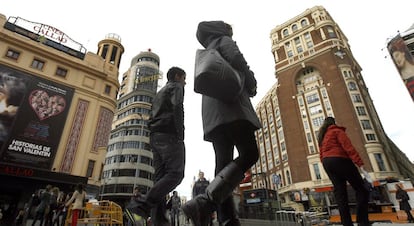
[148,81,185,140]
[192,178,210,198]
[319,125,364,167]
[35,190,51,213]
[396,188,412,211]
[196,21,261,141]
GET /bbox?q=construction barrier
[65,200,123,226]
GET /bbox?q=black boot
[126,196,151,219]
[217,196,240,226]
[182,194,215,226]
[182,162,244,226]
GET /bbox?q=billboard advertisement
[0,64,74,169]
[387,35,414,101]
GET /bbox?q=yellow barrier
[65,200,123,226]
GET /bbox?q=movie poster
[387,35,414,101]
[0,64,74,169]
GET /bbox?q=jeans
[322,157,369,226]
[210,120,259,223]
[146,133,185,221]
[170,208,180,226]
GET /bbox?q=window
[31,59,45,70]
[285,42,291,48]
[6,49,20,60]
[351,94,362,103]
[356,106,367,116]
[306,133,312,143]
[301,19,308,27]
[286,170,291,184]
[312,116,325,127]
[306,93,319,104]
[281,142,286,151]
[292,24,298,32]
[348,82,357,91]
[110,46,118,64]
[56,67,68,77]
[309,105,322,115]
[313,163,321,179]
[309,145,315,154]
[101,44,109,59]
[287,50,293,58]
[361,120,372,130]
[297,46,303,53]
[374,153,386,171]
[105,85,111,94]
[327,26,337,38]
[86,160,95,177]
[366,133,376,141]
[283,29,289,37]
[294,37,301,45]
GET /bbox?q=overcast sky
[3,0,413,199]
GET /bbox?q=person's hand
[360,166,373,183]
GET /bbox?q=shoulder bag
[194,44,242,103]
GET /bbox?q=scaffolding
[64,200,123,226]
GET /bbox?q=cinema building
[0,12,123,219]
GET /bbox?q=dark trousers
[170,208,180,226]
[31,211,45,226]
[146,133,185,222]
[322,157,369,226]
[405,209,414,222]
[210,121,259,223]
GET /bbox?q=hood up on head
[196,21,232,48]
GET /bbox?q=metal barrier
[65,200,123,226]
[275,210,329,226]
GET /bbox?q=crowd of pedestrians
[0,183,85,226]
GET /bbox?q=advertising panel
[387,35,414,101]
[0,64,74,169]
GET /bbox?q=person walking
[317,117,370,226]
[32,185,52,226]
[65,183,86,226]
[45,186,59,226]
[395,183,414,223]
[192,171,210,199]
[168,191,181,226]
[192,171,213,226]
[182,20,261,226]
[126,66,187,226]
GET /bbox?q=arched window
[301,19,308,27]
[292,24,298,32]
[283,29,289,37]
[286,170,291,184]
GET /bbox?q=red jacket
[319,125,364,167]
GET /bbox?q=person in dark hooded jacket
[182,21,261,226]
[127,66,186,226]
[317,117,370,226]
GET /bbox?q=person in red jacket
[317,117,370,226]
